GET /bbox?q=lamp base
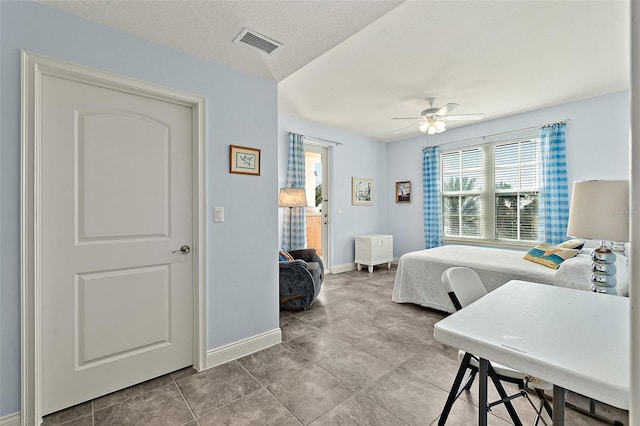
[610,241,626,257]
[590,241,617,295]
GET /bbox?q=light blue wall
[278,115,389,268]
[279,91,630,265]
[387,91,631,256]
[0,1,279,416]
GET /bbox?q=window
[442,148,483,238]
[441,138,542,244]
[494,140,541,241]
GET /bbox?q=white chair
[438,267,553,426]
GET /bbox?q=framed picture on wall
[352,177,373,205]
[396,181,411,203]
[230,145,261,176]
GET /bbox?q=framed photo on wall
[352,177,373,205]
[230,145,261,176]
[396,181,411,203]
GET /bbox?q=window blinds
[441,138,542,242]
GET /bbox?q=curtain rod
[289,132,343,146]
[422,119,569,149]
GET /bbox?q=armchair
[279,248,324,310]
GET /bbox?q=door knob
[172,244,191,255]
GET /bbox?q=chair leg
[486,364,523,426]
[535,388,553,419]
[439,355,535,426]
[519,388,549,426]
[438,352,473,426]
[463,369,476,391]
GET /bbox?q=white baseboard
[206,328,281,369]
[0,412,20,426]
[330,263,357,274]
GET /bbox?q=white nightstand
[355,234,393,273]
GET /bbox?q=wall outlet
[214,207,224,222]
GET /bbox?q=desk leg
[479,358,488,426]
[553,385,565,426]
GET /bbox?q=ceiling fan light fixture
[419,119,446,134]
[393,98,480,135]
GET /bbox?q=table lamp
[566,180,629,295]
[278,186,308,250]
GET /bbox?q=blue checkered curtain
[283,133,307,250]
[423,147,443,248]
[539,123,569,244]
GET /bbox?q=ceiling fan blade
[392,117,422,120]
[445,113,485,121]
[435,103,458,116]
[392,120,422,133]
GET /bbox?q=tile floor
[43,266,628,425]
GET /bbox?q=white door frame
[20,51,207,425]
[304,142,332,272]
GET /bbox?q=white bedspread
[392,245,558,313]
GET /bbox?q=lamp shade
[278,187,308,207]
[567,180,630,242]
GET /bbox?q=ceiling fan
[392,97,484,134]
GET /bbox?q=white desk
[434,280,629,425]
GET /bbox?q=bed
[392,245,601,313]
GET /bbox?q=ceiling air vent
[233,28,282,56]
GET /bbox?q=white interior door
[40,73,194,414]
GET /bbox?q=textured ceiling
[41,0,403,82]
[42,0,630,142]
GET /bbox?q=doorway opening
[304,144,329,269]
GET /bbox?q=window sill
[443,237,537,251]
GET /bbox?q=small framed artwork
[352,177,373,206]
[396,181,411,203]
[229,145,261,176]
